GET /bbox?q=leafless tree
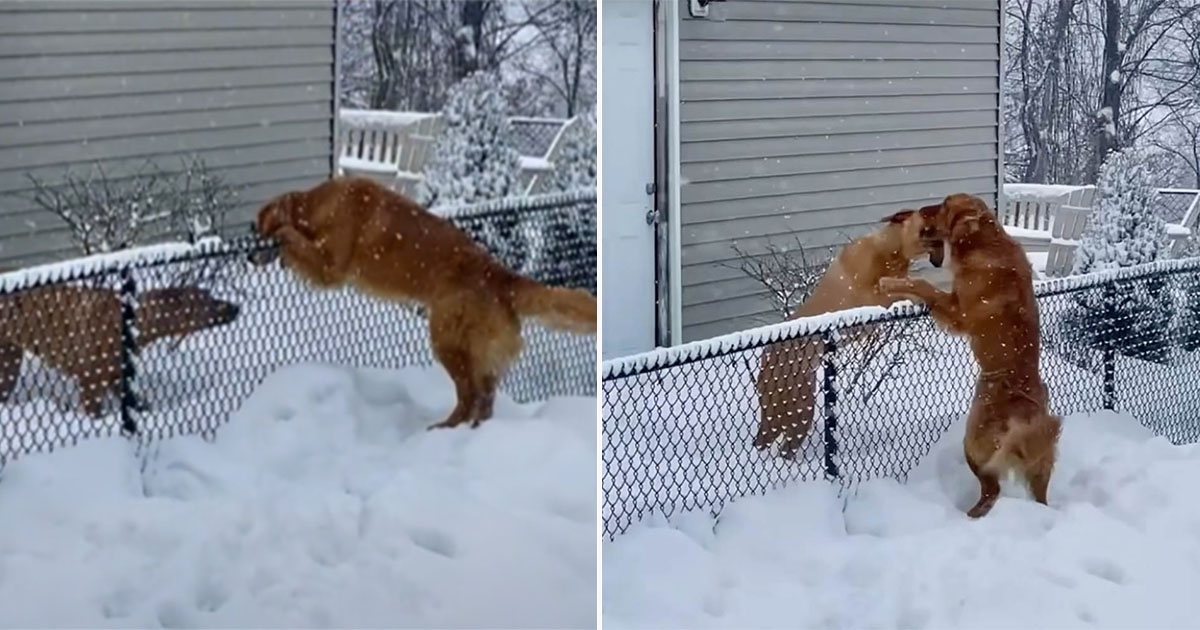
[514,0,597,117]
[339,0,594,117]
[1004,0,1200,185]
[23,156,238,256]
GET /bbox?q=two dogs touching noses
[756,193,1061,519]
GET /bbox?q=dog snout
[219,301,241,324]
[247,248,279,267]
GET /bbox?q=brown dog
[878,193,1061,518]
[250,176,596,430]
[754,209,945,459]
[0,285,240,417]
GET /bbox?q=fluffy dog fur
[251,176,597,430]
[0,285,240,417]
[754,209,945,459]
[878,193,1062,518]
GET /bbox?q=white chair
[1043,204,1092,277]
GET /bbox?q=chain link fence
[601,257,1200,538]
[0,189,596,467]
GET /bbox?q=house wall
[676,0,1002,341]
[0,0,336,266]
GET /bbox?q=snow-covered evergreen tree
[417,70,522,208]
[523,113,597,286]
[1072,146,1169,275]
[417,70,529,270]
[549,112,596,192]
[1067,146,1175,363]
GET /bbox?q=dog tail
[510,276,596,335]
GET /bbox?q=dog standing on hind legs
[877,194,1062,518]
[754,208,945,460]
[249,176,597,430]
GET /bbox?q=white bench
[337,109,443,196]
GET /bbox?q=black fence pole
[118,267,140,436]
[821,331,840,479]
[1102,283,1117,411]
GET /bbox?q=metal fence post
[118,267,140,436]
[1102,283,1117,410]
[821,331,840,479]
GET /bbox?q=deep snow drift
[0,363,597,629]
[604,410,1200,629]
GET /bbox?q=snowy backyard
[0,229,597,628]
[602,256,1200,628]
[604,408,1200,629]
[0,363,596,628]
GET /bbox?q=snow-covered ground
[0,362,597,629]
[602,318,1106,535]
[604,409,1200,629]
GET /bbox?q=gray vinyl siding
[0,0,336,266]
[677,0,1002,342]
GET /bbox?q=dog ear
[882,209,915,224]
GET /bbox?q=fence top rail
[433,188,596,220]
[0,190,597,295]
[0,236,266,295]
[602,255,1200,380]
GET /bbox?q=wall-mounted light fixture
[688,0,724,19]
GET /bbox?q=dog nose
[224,303,241,320]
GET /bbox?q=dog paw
[877,277,909,294]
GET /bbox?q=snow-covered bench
[1162,188,1200,257]
[522,116,584,195]
[337,109,443,196]
[1002,184,1199,278]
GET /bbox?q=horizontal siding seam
[681,90,1001,103]
[2,97,334,127]
[0,135,333,177]
[682,123,999,144]
[1,58,332,82]
[681,174,1000,217]
[681,139,999,164]
[0,78,334,104]
[0,24,333,37]
[686,156,1000,184]
[682,106,997,124]
[3,117,337,150]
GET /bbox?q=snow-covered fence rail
[0,191,596,467]
[601,257,1200,538]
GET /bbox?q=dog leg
[0,342,22,403]
[1026,459,1053,506]
[468,309,522,428]
[472,373,498,427]
[427,345,478,430]
[79,368,116,420]
[753,345,789,451]
[426,302,483,430]
[274,226,343,287]
[965,449,1001,518]
[1022,421,1060,506]
[754,338,819,458]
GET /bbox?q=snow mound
[0,363,597,629]
[604,410,1200,629]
